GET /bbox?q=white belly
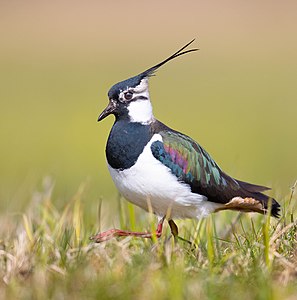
[108,134,222,219]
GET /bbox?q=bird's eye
[124,91,133,101]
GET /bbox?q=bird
[91,39,280,243]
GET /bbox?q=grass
[0,178,296,300]
[1,3,297,299]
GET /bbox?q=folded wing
[151,130,280,217]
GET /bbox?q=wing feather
[150,122,280,217]
[151,130,267,204]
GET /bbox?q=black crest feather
[108,39,198,99]
[141,39,199,77]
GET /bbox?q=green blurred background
[0,1,296,214]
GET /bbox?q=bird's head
[98,39,198,125]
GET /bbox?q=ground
[0,179,296,300]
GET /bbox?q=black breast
[106,120,153,170]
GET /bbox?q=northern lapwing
[91,40,280,243]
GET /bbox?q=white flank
[108,134,223,219]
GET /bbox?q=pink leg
[90,217,165,243]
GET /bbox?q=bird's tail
[216,180,281,218]
[238,180,280,217]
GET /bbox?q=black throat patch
[106,120,153,170]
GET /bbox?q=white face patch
[132,78,149,93]
[119,78,150,101]
[127,100,154,124]
[124,78,154,124]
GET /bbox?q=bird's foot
[89,229,162,243]
[168,219,197,249]
[90,217,165,243]
[175,236,197,249]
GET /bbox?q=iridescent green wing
[151,130,242,203]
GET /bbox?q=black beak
[98,101,116,122]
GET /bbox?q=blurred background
[0,1,296,216]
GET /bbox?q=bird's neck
[127,100,154,125]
